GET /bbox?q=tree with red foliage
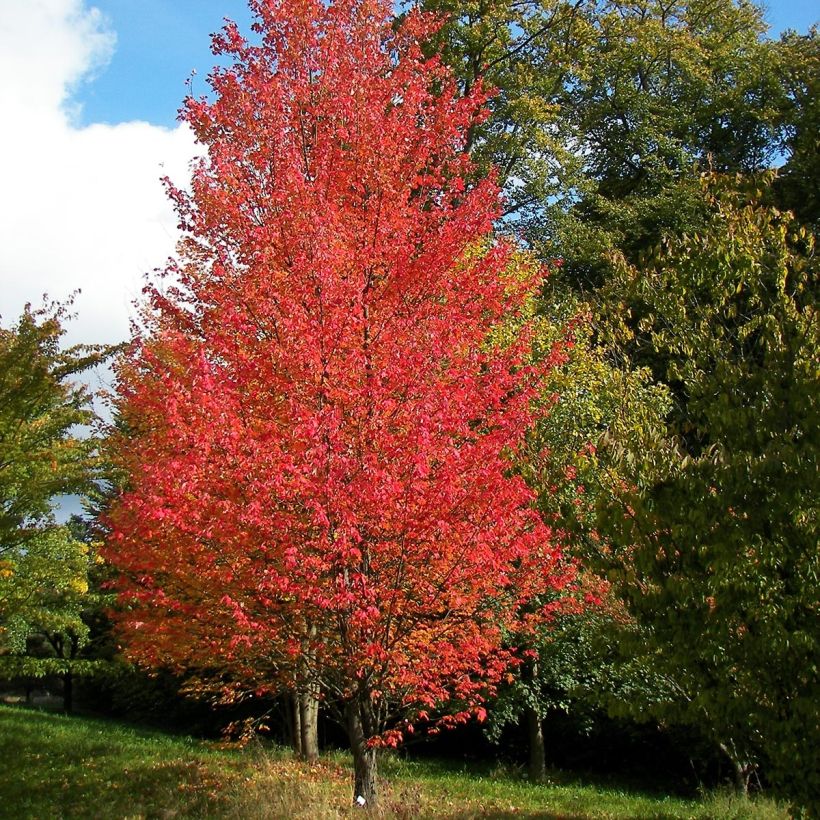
[105,0,571,804]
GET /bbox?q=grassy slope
[0,705,787,819]
[0,705,243,818]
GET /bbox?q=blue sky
[78,0,819,129]
[76,1,254,127]
[770,0,819,32]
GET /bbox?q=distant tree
[773,27,819,225]
[1,518,111,712]
[0,303,108,707]
[105,0,572,807]
[595,176,819,810]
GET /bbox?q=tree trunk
[346,700,378,808]
[288,688,320,759]
[294,622,320,761]
[719,741,749,795]
[526,705,546,783]
[299,688,319,761]
[62,671,73,713]
[288,692,303,757]
[525,657,546,783]
[732,760,749,796]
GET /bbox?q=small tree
[106,0,571,805]
[0,303,107,705]
[485,274,670,781]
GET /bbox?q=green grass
[0,704,244,818]
[0,705,788,819]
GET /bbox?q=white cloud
[0,0,197,346]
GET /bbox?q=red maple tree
[106,0,571,803]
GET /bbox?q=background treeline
[0,0,816,815]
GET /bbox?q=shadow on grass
[384,754,688,799]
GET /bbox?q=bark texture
[346,700,378,807]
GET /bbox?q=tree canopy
[0,0,807,811]
[0,303,107,697]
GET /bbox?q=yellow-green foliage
[0,303,108,676]
[596,176,819,813]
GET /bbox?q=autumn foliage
[105,0,570,801]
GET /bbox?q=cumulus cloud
[0,0,197,346]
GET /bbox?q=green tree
[595,177,819,810]
[419,0,589,218]
[421,0,786,261]
[528,296,673,778]
[424,0,816,803]
[0,303,108,708]
[545,0,784,290]
[773,27,819,225]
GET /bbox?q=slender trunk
[291,691,303,758]
[732,761,749,795]
[525,657,546,783]
[719,741,749,795]
[289,688,319,759]
[346,701,378,808]
[294,622,319,760]
[62,671,73,714]
[526,705,546,783]
[299,688,319,761]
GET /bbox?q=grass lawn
[0,705,787,819]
